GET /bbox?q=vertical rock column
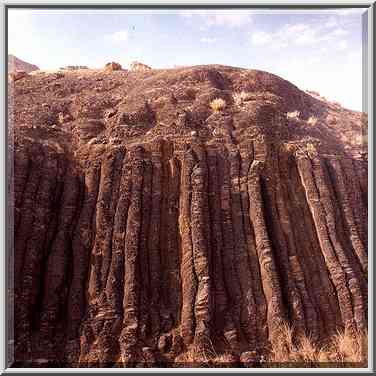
[228,149,257,347]
[119,148,144,364]
[247,160,285,343]
[296,154,366,332]
[66,161,101,363]
[13,149,30,233]
[178,148,197,346]
[218,152,242,350]
[190,147,212,348]
[39,169,81,345]
[147,142,163,339]
[206,150,228,336]
[16,151,59,359]
[137,157,152,341]
[87,148,125,307]
[326,158,367,274]
[239,142,268,348]
[287,154,342,337]
[275,150,319,340]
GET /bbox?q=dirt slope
[8,55,39,73]
[9,65,367,367]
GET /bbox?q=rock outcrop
[9,71,28,82]
[130,61,152,72]
[9,64,367,367]
[105,62,122,72]
[8,54,39,73]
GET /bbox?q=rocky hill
[8,54,39,73]
[9,64,367,367]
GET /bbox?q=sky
[8,8,367,111]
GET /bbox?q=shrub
[287,110,300,120]
[307,116,318,126]
[269,323,367,367]
[332,329,367,364]
[210,98,226,112]
[306,142,317,155]
[233,91,252,106]
[233,92,243,106]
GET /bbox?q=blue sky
[8,8,366,111]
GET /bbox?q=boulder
[104,62,122,71]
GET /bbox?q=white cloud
[251,32,272,46]
[334,8,365,16]
[324,17,338,28]
[337,40,349,50]
[332,28,349,37]
[180,10,252,28]
[250,20,353,50]
[205,13,252,28]
[111,30,129,42]
[200,37,217,44]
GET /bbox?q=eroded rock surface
[9,64,367,367]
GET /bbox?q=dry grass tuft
[173,325,367,368]
[307,115,318,126]
[298,335,319,363]
[210,98,226,112]
[270,324,367,367]
[233,91,252,106]
[175,344,217,366]
[287,110,300,119]
[332,329,367,364]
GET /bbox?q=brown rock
[240,351,259,366]
[9,70,28,82]
[130,61,152,71]
[104,62,122,71]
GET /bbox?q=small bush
[306,142,317,155]
[233,91,252,106]
[333,329,367,363]
[307,116,318,126]
[287,110,300,120]
[210,98,226,112]
[269,323,367,367]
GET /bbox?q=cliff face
[9,65,367,366]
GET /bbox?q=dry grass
[268,324,367,367]
[233,91,252,106]
[306,142,317,157]
[174,324,367,368]
[287,110,300,119]
[332,329,367,363]
[307,115,318,126]
[174,344,217,367]
[210,98,226,112]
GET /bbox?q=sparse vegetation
[307,115,318,126]
[287,110,300,120]
[210,98,226,112]
[233,91,252,106]
[173,324,367,367]
[267,324,367,367]
[306,142,317,156]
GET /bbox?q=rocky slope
[8,55,39,73]
[9,65,367,367]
